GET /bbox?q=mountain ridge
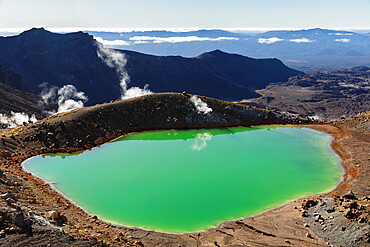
[0,28,302,105]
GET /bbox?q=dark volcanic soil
[0,93,368,246]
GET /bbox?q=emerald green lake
[22,126,343,233]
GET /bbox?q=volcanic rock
[342,201,358,209]
[344,209,356,219]
[342,191,357,200]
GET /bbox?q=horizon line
[0,27,370,34]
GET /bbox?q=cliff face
[0,28,302,105]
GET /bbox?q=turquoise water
[23,126,343,233]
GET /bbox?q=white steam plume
[95,40,153,100]
[309,115,324,121]
[0,112,37,128]
[39,83,88,115]
[190,96,213,114]
[122,84,153,100]
[56,85,88,113]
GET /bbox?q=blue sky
[0,0,369,30]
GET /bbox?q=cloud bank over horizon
[130,36,239,43]
[1,27,370,37]
[94,36,240,46]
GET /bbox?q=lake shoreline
[1,124,367,246]
[0,94,367,246]
[20,125,345,235]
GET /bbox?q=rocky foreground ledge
[0,93,368,246]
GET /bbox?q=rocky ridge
[0,93,313,154]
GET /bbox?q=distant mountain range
[88,28,370,71]
[0,28,301,106]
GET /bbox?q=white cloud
[258,37,283,44]
[94,37,130,46]
[289,38,313,43]
[133,40,150,44]
[335,38,350,43]
[329,32,353,36]
[94,35,240,46]
[129,36,239,43]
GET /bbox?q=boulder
[342,201,358,209]
[49,210,59,221]
[302,199,317,210]
[326,207,335,213]
[15,212,30,228]
[314,215,324,222]
[344,208,356,219]
[48,210,68,225]
[5,198,12,206]
[1,193,17,201]
[358,217,367,223]
[59,214,68,224]
[301,211,309,217]
[342,191,357,200]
